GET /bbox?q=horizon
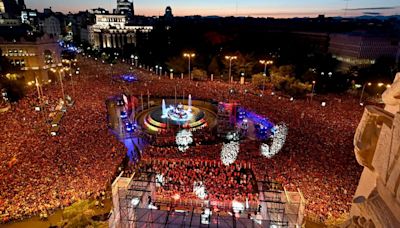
[25,0,400,18]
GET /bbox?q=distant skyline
[26,0,400,18]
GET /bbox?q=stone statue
[347,73,400,227]
[382,72,400,114]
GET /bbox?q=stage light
[176,130,193,152]
[221,141,239,165]
[193,181,207,199]
[156,174,164,187]
[268,123,288,157]
[232,200,244,213]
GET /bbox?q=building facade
[329,33,400,69]
[0,34,62,83]
[88,14,152,49]
[347,73,400,227]
[41,15,62,37]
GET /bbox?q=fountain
[161,99,167,118]
[188,94,192,112]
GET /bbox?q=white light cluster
[261,123,288,158]
[226,131,240,141]
[261,143,273,158]
[176,129,193,152]
[155,174,164,187]
[221,141,240,166]
[193,181,207,199]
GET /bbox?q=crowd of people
[138,159,258,204]
[0,58,127,222]
[119,58,364,222]
[0,55,366,224]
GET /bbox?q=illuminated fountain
[188,94,192,112]
[161,95,194,122]
[140,94,216,133]
[161,99,167,118]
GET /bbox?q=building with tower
[88,14,152,49]
[115,0,134,19]
[164,6,173,20]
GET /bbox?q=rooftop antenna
[344,0,351,17]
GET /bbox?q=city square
[0,0,400,227]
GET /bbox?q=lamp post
[259,60,273,93]
[311,80,316,103]
[183,52,195,80]
[259,60,273,76]
[359,82,372,105]
[51,68,65,102]
[225,55,237,83]
[321,71,333,78]
[110,63,114,81]
[64,59,76,98]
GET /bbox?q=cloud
[345,6,398,11]
[363,12,381,15]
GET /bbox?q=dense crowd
[138,159,258,203]
[0,59,127,222]
[0,55,365,223]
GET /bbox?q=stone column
[107,34,112,48]
[102,34,107,48]
[115,34,120,48]
[112,34,116,48]
[121,34,125,46]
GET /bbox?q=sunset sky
[26,0,400,18]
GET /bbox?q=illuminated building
[88,14,152,49]
[0,34,61,83]
[329,32,400,69]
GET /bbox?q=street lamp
[259,60,273,76]
[110,63,114,80]
[311,80,316,103]
[135,56,138,66]
[225,55,237,83]
[183,52,195,80]
[359,82,372,105]
[50,67,66,102]
[321,72,333,77]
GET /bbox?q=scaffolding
[110,172,305,228]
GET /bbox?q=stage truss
[109,172,305,228]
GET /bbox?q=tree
[191,68,207,81]
[301,70,317,82]
[165,56,186,73]
[251,73,268,88]
[208,56,221,76]
[278,65,296,77]
[222,52,256,79]
[0,77,26,102]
